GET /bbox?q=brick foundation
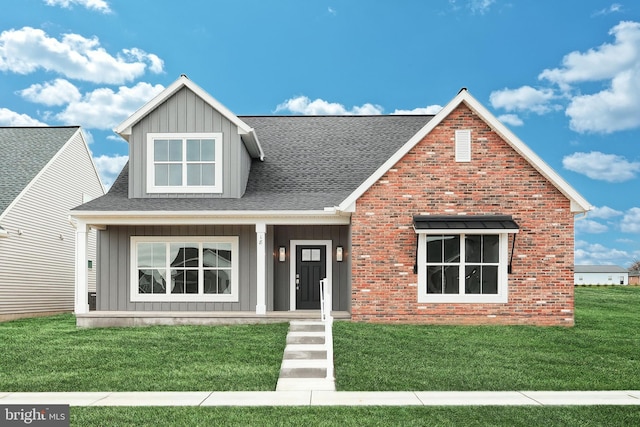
[350,104,575,326]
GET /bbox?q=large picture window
[417,233,509,303]
[130,236,238,302]
[146,133,222,193]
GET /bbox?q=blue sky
[1,0,639,268]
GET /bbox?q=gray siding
[128,87,250,199]
[0,131,103,317]
[96,225,273,312]
[273,225,350,311]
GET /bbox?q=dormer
[114,75,264,199]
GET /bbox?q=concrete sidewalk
[1,391,639,406]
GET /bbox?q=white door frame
[289,240,332,311]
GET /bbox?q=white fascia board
[338,89,592,214]
[69,210,351,226]
[77,128,107,195]
[114,76,265,160]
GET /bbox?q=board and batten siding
[128,86,252,199]
[0,130,103,319]
[97,225,273,312]
[272,225,351,312]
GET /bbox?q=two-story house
[71,75,591,327]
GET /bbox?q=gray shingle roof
[574,265,628,273]
[0,127,79,215]
[75,115,432,212]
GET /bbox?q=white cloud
[328,7,337,15]
[539,21,640,87]
[18,78,82,106]
[497,114,523,127]
[574,240,635,265]
[537,21,640,133]
[275,96,384,115]
[621,207,640,233]
[44,0,111,13]
[565,67,640,133]
[562,151,640,182]
[593,3,622,16]
[0,108,47,126]
[0,27,163,84]
[590,205,623,219]
[575,219,608,234]
[55,82,165,129]
[469,0,495,14]
[93,154,127,189]
[392,105,443,115]
[489,86,557,114]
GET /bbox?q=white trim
[146,132,223,194]
[255,223,267,314]
[417,233,509,304]
[289,240,332,311]
[70,211,351,227]
[74,220,89,314]
[114,75,264,160]
[129,235,239,303]
[338,89,591,214]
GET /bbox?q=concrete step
[283,350,327,360]
[280,359,327,369]
[289,323,325,333]
[279,367,326,379]
[286,332,325,345]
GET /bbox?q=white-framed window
[130,236,238,302]
[417,233,510,303]
[146,133,223,193]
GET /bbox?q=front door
[296,245,326,309]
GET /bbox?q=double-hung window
[147,133,222,193]
[130,236,238,302]
[414,216,519,303]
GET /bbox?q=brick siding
[350,103,575,326]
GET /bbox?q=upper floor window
[146,133,222,193]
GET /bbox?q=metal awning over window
[413,215,519,234]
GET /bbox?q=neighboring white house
[0,127,104,321]
[574,265,629,285]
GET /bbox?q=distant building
[574,265,628,285]
[629,271,639,286]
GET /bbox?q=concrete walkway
[1,391,639,406]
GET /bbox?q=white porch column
[74,220,89,314]
[255,222,267,315]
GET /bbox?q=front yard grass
[0,317,288,391]
[334,286,640,391]
[70,406,640,427]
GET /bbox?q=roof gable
[338,89,592,214]
[0,126,80,217]
[114,75,264,160]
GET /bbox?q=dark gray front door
[296,245,326,309]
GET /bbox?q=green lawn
[0,317,288,391]
[334,286,640,391]
[70,406,640,427]
[1,287,638,393]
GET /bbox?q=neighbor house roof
[574,265,629,273]
[74,115,432,212]
[0,126,80,217]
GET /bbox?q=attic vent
[455,129,471,162]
